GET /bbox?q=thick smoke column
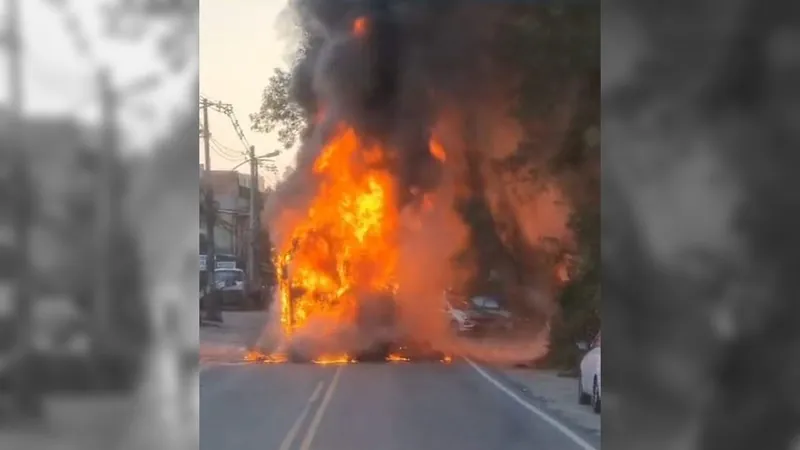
[260,0,566,366]
[267,0,474,259]
[273,0,492,209]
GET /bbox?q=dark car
[464,296,512,335]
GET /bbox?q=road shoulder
[494,367,601,438]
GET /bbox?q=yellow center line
[278,381,324,450]
[298,365,344,450]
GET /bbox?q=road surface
[200,359,600,450]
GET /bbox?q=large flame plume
[275,124,401,337]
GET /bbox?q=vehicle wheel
[288,347,311,364]
[591,377,601,414]
[355,342,391,362]
[578,373,591,405]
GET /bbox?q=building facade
[199,168,267,271]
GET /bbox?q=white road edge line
[278,381,325,450]
[465,358,598,450]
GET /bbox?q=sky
[0,0,196,153]
[199,0,299,186]
[0,0,297,182]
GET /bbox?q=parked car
[213,268,252,310]
[445,292,512,336]
[465,295,512,334]
[443,291,475,334]
[577,331,601,413]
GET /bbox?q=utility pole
[248,145,259,290]
[2,0,40,418]
[95,69,115,344]
[201,98,218,312]
[6,0,21,111]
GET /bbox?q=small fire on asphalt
[386,353,410,362]
[242,349,454,365]
[243,350,287,364]
[312,354,356,365]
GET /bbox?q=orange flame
[429,138,446,162]
[244,350,288,364]
[313,354,355,365]
[352,16,368,37]
[277,124,399,337]
[386,353,410,362]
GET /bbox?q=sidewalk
[501,368,601,436]
[0,395,135,450]
[200,311,272,365]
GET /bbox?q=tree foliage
[509,6,600,366]
[250,68,307,151]
[489,5,600,368]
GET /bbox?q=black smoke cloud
[276,0,493,206]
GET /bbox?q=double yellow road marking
[279,365,344,450]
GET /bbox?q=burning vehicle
[282,282,400,362]
[261,3,473,364]
[279,235,445,363]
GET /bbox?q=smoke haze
[262,0,587,365]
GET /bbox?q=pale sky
[199,0,300,186]
[0,0,298,177]
[0,0,196,153]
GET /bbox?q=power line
[210,147,239,163]
[210,137,244,159]
[198,95,252,154]
[210,141,240,162]
[211,138,244,157]
[209,141,240,161]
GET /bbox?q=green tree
[489,4,600,368]
[250,68,308,151]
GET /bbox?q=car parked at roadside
[577,331,601,413]
[465,295,512,334]
[444,290,513,336]
[444,294,475,334]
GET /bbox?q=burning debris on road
[242,348,452,365]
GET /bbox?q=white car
[443,290,475,333]
[577,331,601,413]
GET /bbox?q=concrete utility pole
[248,145,259,289]
[6,0,21,111]
[2,0,41,418]
[95,69,115,341]
[201,99,217,299]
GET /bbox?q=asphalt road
[200,359,599,450]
